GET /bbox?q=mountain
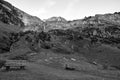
[70,12,120,41]
[0,0,24,26]
[0,0,43,31]
[43,17,72,31]
[45,17,67,22]
[45,12,120,69]
[0,0,120,77]
[69,12,120,27]
[43,12,120,31]
[0,0,43,53]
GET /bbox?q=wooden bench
[4,60,26,70]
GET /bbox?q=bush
[102,64,108,70]
[111,65,120,70]
[11,54,28,60]
[0,60,6,68]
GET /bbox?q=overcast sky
[5,0,120,20]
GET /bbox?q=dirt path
[24,62,119,80]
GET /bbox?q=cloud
[32,0,56,19]
[64,0,79,13]
[62,0,79,19]
[37,8,47,15]
[46,0,56,7]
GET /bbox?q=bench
[4,60,26,70]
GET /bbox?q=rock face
[0,0,24,26]
[43,17,71,31]
[45,17,67,22]
[71,12,120,43]
[70,12,120,27]
[14,8,43,27]
[0,0,43,31]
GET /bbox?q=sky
[5,0,120,20]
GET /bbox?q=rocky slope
[0,21,21,53]
[0,0,43,30]
[0,0,43,53]
[43,12,120,31]
[43,17,72,31]
[0,0,120,71]
[0,0,24,26]
[45,17,67,22]
[43,12,120,69]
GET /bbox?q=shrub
[0,60,6,68]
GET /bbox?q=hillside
[0,0,120,66]
[0,21,21,53]
[0,0,43,31]
[0,0,120,80]
[0,0,43,53]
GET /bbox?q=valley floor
[0,61,120,80]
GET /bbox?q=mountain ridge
[1,0,120,32]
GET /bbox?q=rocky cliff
[0,0,43,30]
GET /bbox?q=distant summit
[45,17,67,22]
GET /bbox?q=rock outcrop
[0,0,43,31]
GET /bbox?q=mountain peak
[45,16,67,22]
